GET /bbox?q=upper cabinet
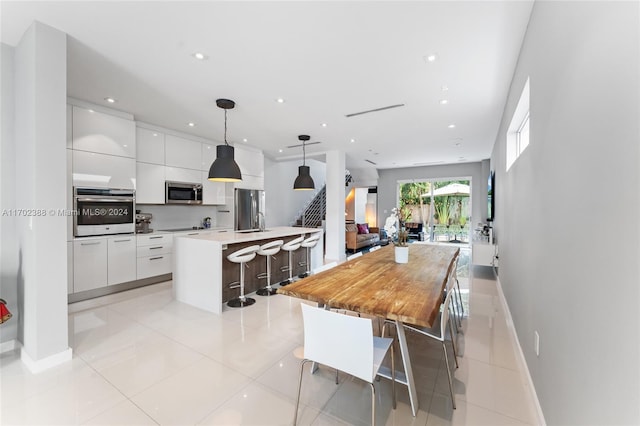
[136,128,165,165]
[165,135,201,170]
[73,150,136,189]
[201,143,216,171]
[234,144,264,190]
[72,106,136,158]
[234,144,264,177]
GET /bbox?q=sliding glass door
[398,178,471,244]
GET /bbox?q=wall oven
[74,187,135,237]
[165,181,203,205]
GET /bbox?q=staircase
[293,172,353,227]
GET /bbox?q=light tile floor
[1,248,539,425]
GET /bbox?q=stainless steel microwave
[74,187,136,237]
[165,181,203,205]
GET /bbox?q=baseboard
[20,347,73,373]
[495,274,547,426]
[0,339,18,354]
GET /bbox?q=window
[506,78,530,171]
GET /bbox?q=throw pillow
[357,223,369,234]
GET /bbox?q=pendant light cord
[224,110,228,145]
[302,141,306,166]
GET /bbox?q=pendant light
[208,98,242,182]
[293,135,315,190]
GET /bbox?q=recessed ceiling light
[424,53,438,62]
[192,52,208,60]
[88,109,95,113]
[152,133,158,137]
[440,99,449,105]
[321,123,327,128]
[104,97,116,103]
[188,122,196,127]
[448,124,456,129]
[278,149,283,153]
[276,98,285,103]
[350,138,356,143]
[441,85,449,92]
[242,138,248,142]
[123,144,128,148]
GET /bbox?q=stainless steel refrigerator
[234,188,265,231]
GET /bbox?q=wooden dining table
[278,242,460,416]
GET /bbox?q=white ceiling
[1,1,533,171]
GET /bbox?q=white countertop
[179,226,322,245]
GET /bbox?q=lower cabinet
[472,242,497,266]
[108,236,137,285]
[73,238,108,292]
[137,234,173,279]
[74,236,138,293]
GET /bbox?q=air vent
[287,141,321,149]
[365,159,377,165]
[346,104,405,118]
[413,161,444,166]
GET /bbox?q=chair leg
[442,343,457,409]
[391,342,396,410]
[293,359,310,426]
[369,382,376,426]
[447,314,460,368]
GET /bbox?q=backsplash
[136,204,221,231]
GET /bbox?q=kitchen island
[173,226,323,314]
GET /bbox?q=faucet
[257,212,265,232]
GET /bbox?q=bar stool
[226,244,260,308]
[279,235,304,286]
[298,234,321,278]
[256,239,284,296]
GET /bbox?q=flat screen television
[487,171,495,222]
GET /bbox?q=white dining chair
[294,303,396,426]
[402,280,459,409]
[346,252,363,261]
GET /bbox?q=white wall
[377,162,485,229]
[1,43,18,347]
[491,2,639,424]
[264,157,326,227]
[14,22,70,367]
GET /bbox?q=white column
[15,22,71,372]
[324,151,346,262]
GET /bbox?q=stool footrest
[228,282,240,289]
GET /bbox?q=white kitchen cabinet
[108,236,137,285]
[137,234,173,279]
[136,162,165,204]
[165,135,201,170]
[235,174,264,190]
[73,150,136,189]
[67,242,73,295]
[201,143,217,171]
[201,171,226,205]
[234,144,264,177]
[72,106,136,158]
[73,238,108,292]
[136,128,165,165]
[472,242,497,267]
[165,166,200,184]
